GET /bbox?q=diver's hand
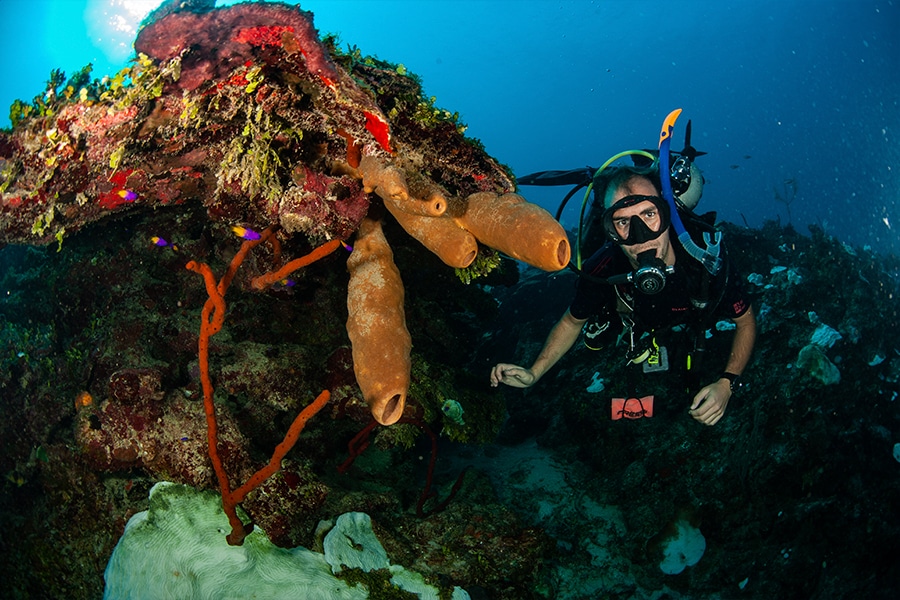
[490,363,537,388]
[689,379,732,426]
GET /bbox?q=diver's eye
[641,210,661,230]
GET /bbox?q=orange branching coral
[250,238,342,290]
[185,232,339,545]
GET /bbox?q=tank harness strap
[684,254,731,391]
[614,286,640,357]
[611,245,730,394]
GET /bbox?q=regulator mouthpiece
[631,250,673,295]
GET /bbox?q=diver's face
[610,200,664,241]
[610,180,674,266]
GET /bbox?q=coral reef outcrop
[0,0,566,431]
[0,1,547,594]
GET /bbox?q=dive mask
[602,194,671,246]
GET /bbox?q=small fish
[341,241,353,252]
[441,399,465,426]
[6,472,26,487]
[883,217,891,230]
[74,391,93,409]
[232,225,261,240]
[118,189,138,201]
[275,278,296,288]
[150,236,178,251]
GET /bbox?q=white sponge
[103,482,470,599]
[659,519,706,575]
[103,482,367,600]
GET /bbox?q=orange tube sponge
[455,192,571,271]
[383,200,478,268]
[358,155,446,217]
[346,218,411,425]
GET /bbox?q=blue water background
[1,0,897,254]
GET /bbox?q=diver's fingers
[707,411,724,426]
[490,363,520,386]
[490,364,532,388]
[689,393,716,421]
[501,366,526,383]
[690,391,728,425]
[691,402,715,423]
[698,407,723,426]
[690,387,710,411]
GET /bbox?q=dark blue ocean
[2,2,900,598]
[2,0,898,254]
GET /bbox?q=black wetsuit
[569,238,752,405]
[570,240,751,336]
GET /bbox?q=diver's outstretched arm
[490,310,586,388]
[690,305,757,425]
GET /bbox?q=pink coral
[135,3,341,96]
[75,368,250,488]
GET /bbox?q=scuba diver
[489,110,756,426]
